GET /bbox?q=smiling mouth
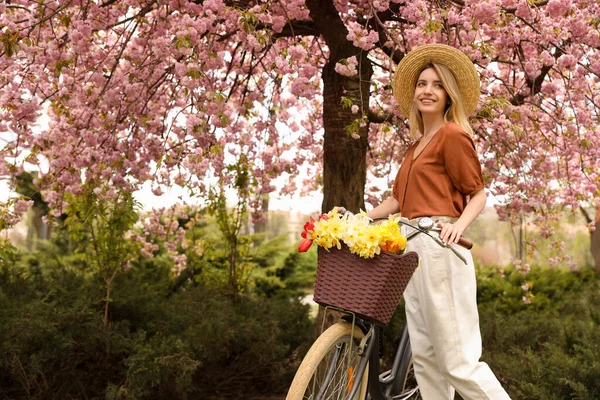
[420,99,435,104]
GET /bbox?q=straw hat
[392,44,480,118]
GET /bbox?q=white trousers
[402,219,511,400]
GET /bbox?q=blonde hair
[408,63,474,139]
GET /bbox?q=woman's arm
[439,188,486,245]
[366,196,400,220]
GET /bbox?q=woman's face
[413,67,448,117]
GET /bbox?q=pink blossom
[547,0,569,18]
[540,50,555,66]
[43,191,59,205]
[473,2,499,25]
[288,44,308,62]
[0,0,599,269]
[271,16,286,33]
[13,199,33,215]
[334,56,358,76]
[515,0,532,19]
[557,54,577,71]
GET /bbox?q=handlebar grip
[435,223,473,249]
[457,236,473,250]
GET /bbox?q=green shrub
[0,274,128,398]
[0,248,314,399]
[477,265,600,399]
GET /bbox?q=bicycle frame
[315,307,410,400]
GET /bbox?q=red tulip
[303,221,314,232]
[298,238,313,252]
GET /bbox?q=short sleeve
[442,127,484,196]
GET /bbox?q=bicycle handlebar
[393,219,471,265]
[434,223,473,250]
[368,216,473,250]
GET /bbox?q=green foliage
[476,263,596,313]
[0,28,20,57]
[0,238,18,268]
[204,157,257,294]
[178,207,316,298]
[64,188,140,277]
[60,187,142,326]
[475,265,600,400]
[107,333,200,400]
[0,259,122,399]
[249,234,318,296]
[0,219,314,399]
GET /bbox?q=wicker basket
[314,246,419,326]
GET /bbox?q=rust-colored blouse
[392,123,484,220]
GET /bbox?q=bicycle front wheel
[390,338,420,400]
[393,357,420,399]
[286,322,369,400]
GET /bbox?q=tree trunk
[104,278,112,327]
[306,0,374,334]
[252,193,269,246]
[321,59,371,213]
[306,0,372,214]
[580,206,600,272]
[592,209,600,273]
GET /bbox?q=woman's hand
[439,220,468,246]
[440,189,486,245]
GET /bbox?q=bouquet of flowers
[298,207,407,259]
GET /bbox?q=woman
[367,44,511,399]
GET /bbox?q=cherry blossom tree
[2,0,600,271]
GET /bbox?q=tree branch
[580,206,592,224]
[366,0,406,64]
[368,110,394,123]
[272,20,320,38]
[305,0,349,49]
[449,0,549,13]
[502,0,549,14]
[511,45,563,105]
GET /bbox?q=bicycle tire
[392,359,420,399]
[286,322,369,400]
[391,341,420,400]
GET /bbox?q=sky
[0,177,324,214]
[129,180,324,214]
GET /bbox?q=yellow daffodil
[298,208,407,259]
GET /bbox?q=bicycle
[286,217,473,400]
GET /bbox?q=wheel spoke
[286,323,369,400]
[309,340,360,399]
[392,362,421,400]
